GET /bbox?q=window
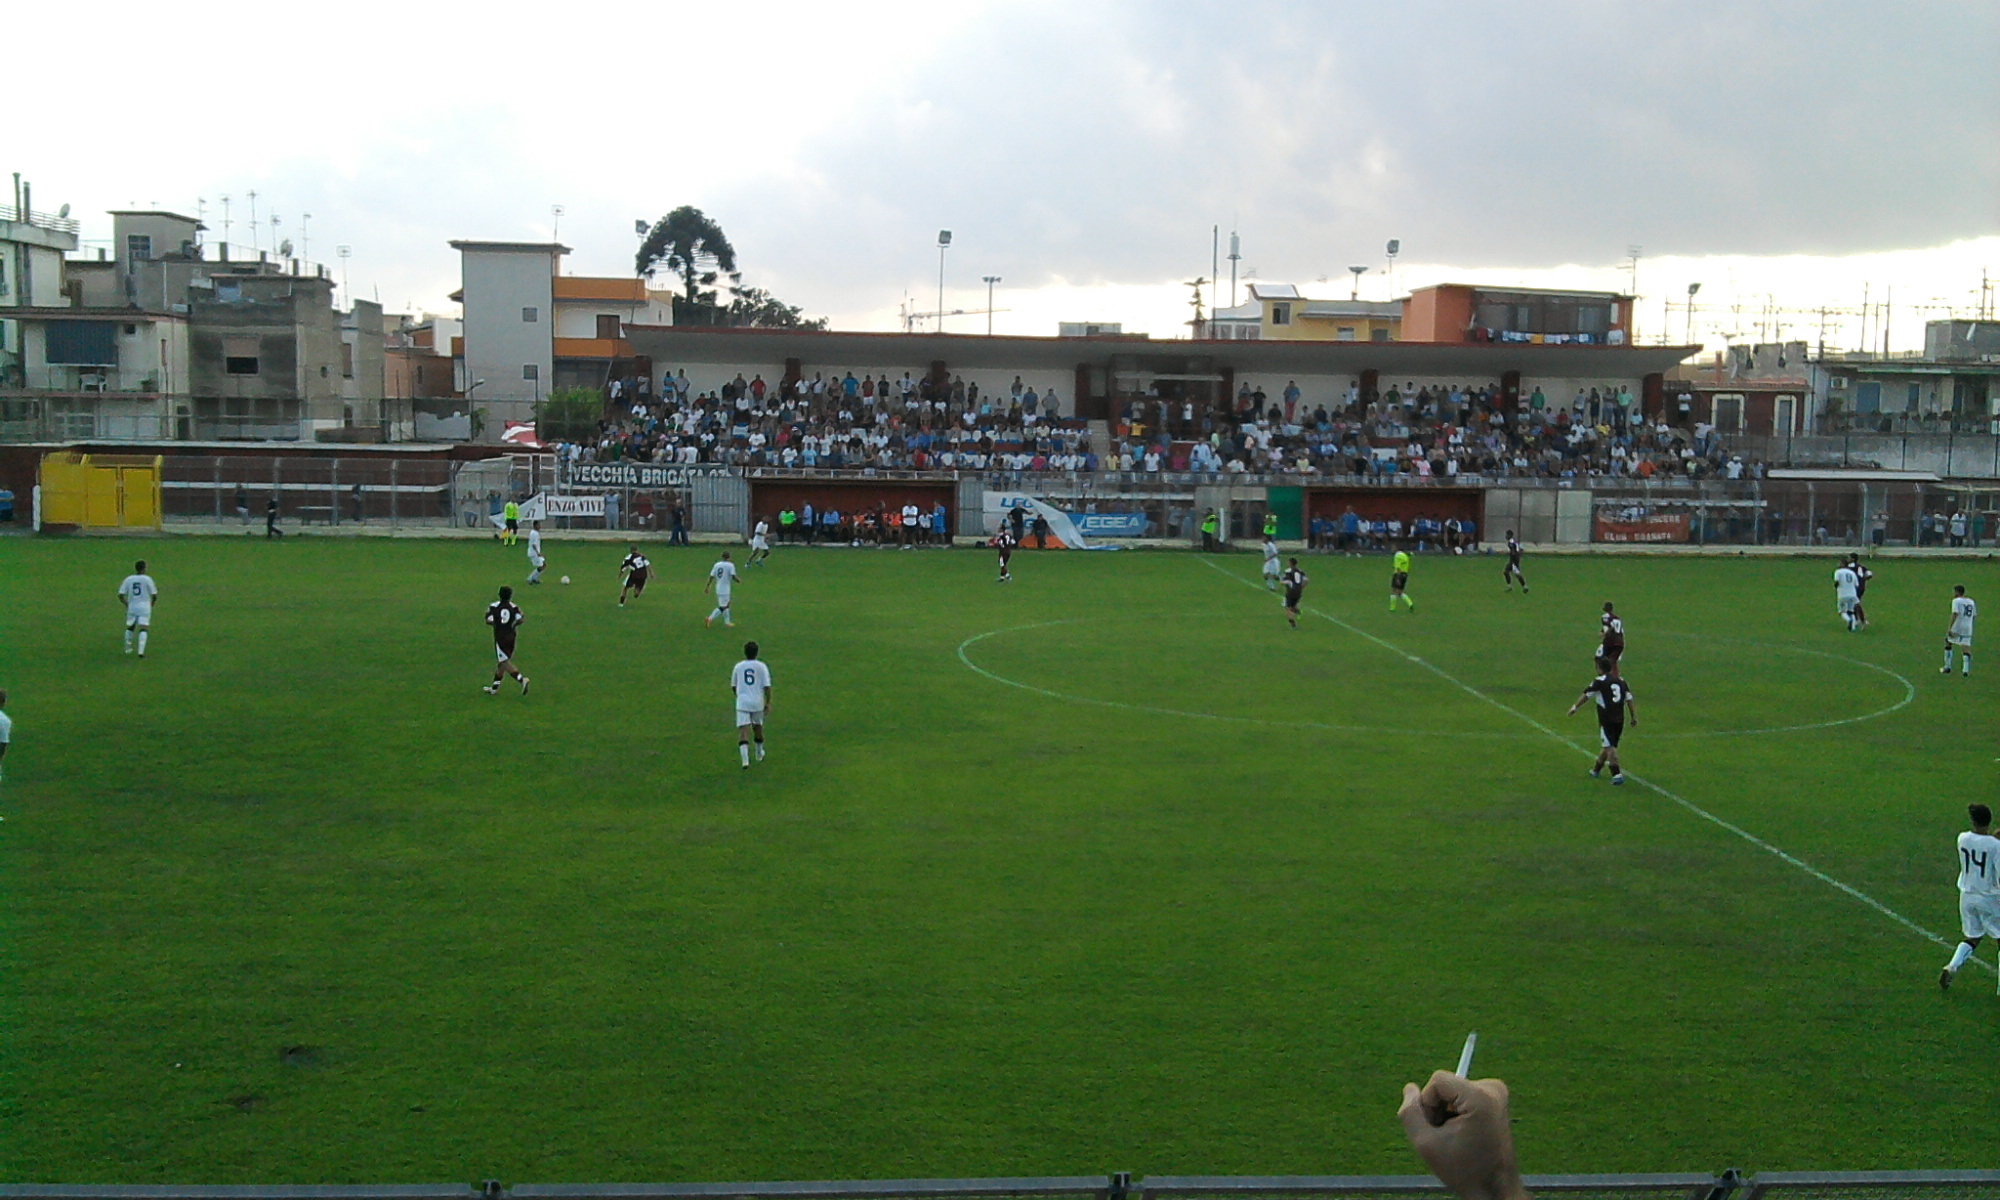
[596,314,622,339]
[342,343,354,378]
[522,364,539,380]
[1512,305,1533,330]
[0,258,8,296]
[127,234,154,262]
[1907,382,1921,410]
[1336,327,1356,341]
[1577,306,1605,333]
[1712,394,1743,432]
[1270,303,1291,326]
[226,356,260,376]
[1371,327,1391,342]
[522,306,539,322]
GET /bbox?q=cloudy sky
[12,0,1997,350]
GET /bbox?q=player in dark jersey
[1846,553,1873,630]
[1599,602,1625,665]
[618,546,651,607]
[483,586,530,695]
[1502,530,1529,592]
[994,529,1015,583]
[1280,558,1308,629]
[1568,656,1636,784]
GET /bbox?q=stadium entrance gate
[36,451,162,531]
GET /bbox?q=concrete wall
[459,247,555,419]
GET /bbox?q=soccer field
[2,536,1993,1183]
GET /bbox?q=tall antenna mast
[247,190,260,253]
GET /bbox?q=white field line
[1197,557,1982,971]
[958,619,1524,739]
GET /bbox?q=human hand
[1397,1071,1528,1200]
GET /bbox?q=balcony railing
[0,203,81,235]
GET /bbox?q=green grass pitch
[2,535,1994,1182]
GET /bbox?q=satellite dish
[1386,239,1400,257]
[634,219,649,236]
[57,203,71,218]
[279,239,294,257]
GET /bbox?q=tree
[535,387,604,445]
[635,207,827,329]
[636,207,739,324]
[726,287,829,331]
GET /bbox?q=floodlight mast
[936,230,952,333]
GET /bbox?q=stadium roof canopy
[625,325,1697,378]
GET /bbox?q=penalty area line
[1196,556,1983,972]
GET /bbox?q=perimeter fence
[5,1169,2000,1200]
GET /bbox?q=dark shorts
[1284,587,1304,608]
[1599,721,1624,749]
[505,519,518,532]
[1601,640,1624,662]
[998,548,1012,563]
[1507,554,1522,569]
[495,635,517,661]
[1391,571,1409,590]
[628,569,649,593]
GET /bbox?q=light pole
[936,230,952,333]
[1685,282,1701,346]
[983,275,1000,335]
[1348,265,1368,301]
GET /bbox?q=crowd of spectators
[546,365,1755,485]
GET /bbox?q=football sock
[739,743,751,767]
[1948,942,1975,972]
[708,608,723,622]
[124,629,134,652]
[1389,596,1396,612]
[1945,647,1956,670]
[137,631,148,655]
[755,740,765,761]
[1965,654,1973,676]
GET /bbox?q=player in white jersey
[116,560,160,657]
[1940,803,2000,991]
[0,687,11,784]
[730,640,773,768]
[1832,562,1860,632]
[748,519,772,566]
[1261,537,1281,590]
[1943,584,1976,676]
[705,551,739,627]
[525,523,546,585]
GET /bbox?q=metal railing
[6,1170,2000,1200]
[0,203,81,235]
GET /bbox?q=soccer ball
[560,575,571,584]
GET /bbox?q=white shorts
[1961,893,2000,939]
[1950,624,1974,648]
[1263,562,1281,577]
[735,707,764,728]
[528,552,545,569]
[1837,595,1857,615]
[751,537,769,552]
[126,606,152,627]
[714,591,731,608]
